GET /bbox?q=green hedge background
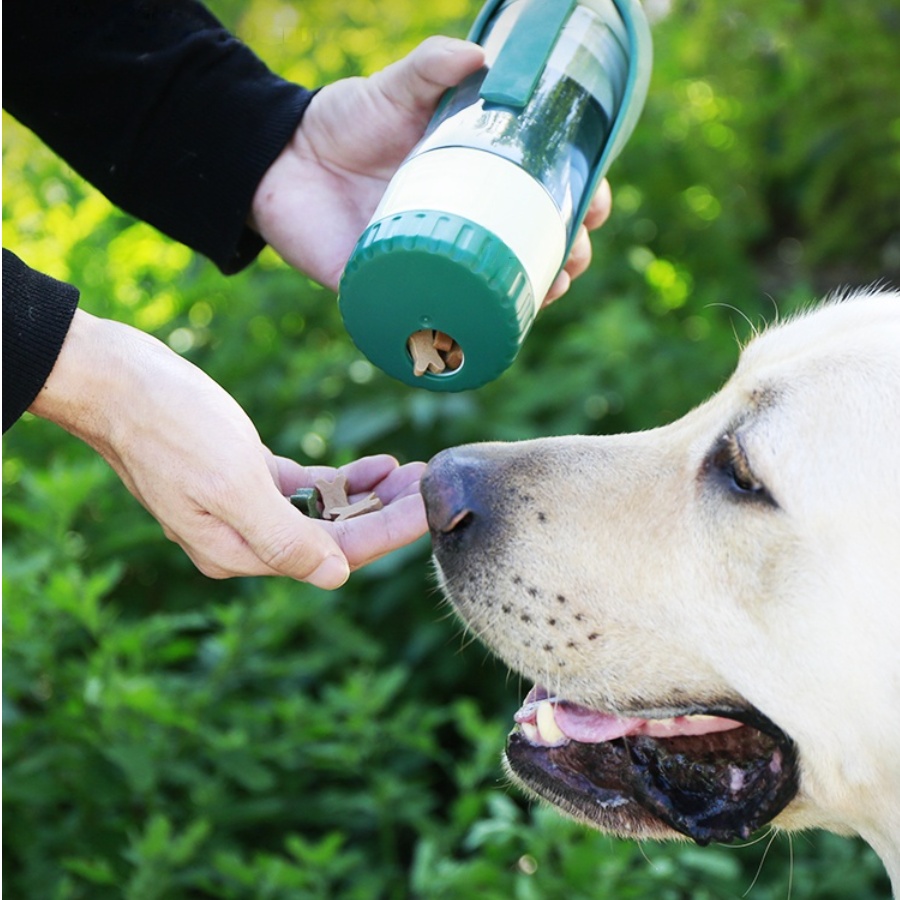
[3,1,899,897]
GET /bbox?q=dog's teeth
[520,721,540,743]
[536,700,568,746]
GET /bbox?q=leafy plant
[3,1,897,897]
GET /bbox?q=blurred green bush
[3,0,897,897]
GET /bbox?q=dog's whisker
[741,827,780,897]
[722,826,778,851]
[786,832,794,900]
[454,624,483,653]
[635,839,661,871]
[704,300,762,346]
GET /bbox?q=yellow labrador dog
[422,290,900,893]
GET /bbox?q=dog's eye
[708,434,776,506]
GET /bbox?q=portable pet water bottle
[338,0,652,391]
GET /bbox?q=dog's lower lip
[506,685,799,845]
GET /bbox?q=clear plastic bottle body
[409,0,629,241]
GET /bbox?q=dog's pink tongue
[514,686,641,742]
[514,686,745,745]
[552,703,644,742]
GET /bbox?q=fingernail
[309,555,350,590]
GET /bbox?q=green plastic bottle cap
[339,210,536,391]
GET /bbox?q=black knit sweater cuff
[3,249,80,432]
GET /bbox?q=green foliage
[3,0,898,897]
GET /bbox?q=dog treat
[408,329,464,376]
[444,344,464,370]
[311,475,384,521]
[314,474,351,518]
[329,493,384,521]
[289,487,322,519]
[432,330,454,352]
[408,330,446,376]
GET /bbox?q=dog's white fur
[429,290,900,891]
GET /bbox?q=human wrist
[28,310,153,448]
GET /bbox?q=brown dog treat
[432,330,454,352]
[444,344,464,370]
[329,493,384,521]
[314,474,350,518]
[433,330,463,371]
[408,330,446,377]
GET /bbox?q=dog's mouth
[506,685,799,845]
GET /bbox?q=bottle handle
[478,0,577,108]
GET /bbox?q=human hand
[251,36,612,303]
[29,310,427,588]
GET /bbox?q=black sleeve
[2,250,80,433]
[3,0,316,274]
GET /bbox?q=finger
[271,454,402,496]
[373,36,486,119]
[331,491,428,570]
[564,224,593,279]
[542,269,571,308]
[368,461,426,504]
[583,178,613,231]
[328,455,403,495]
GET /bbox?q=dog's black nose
[422,447,489,535]
[422,448,473,534]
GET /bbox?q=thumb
[373,36,485,118]
[231,486,350,589]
